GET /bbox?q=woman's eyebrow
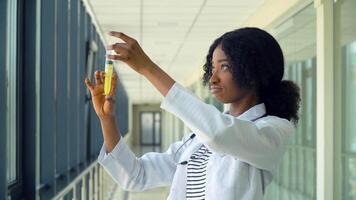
[212,58,228,65]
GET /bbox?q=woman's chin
[213,96,228,104]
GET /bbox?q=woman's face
[209,45,251,104]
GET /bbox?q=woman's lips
[210,86,223,94]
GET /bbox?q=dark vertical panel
[39,0,55,198]
[94,31,100,155]
[92,29,97,161]
[0,0,7,199]
[90,28,98,160]
[55,0,68,193]
[85,14,93,162]
[22,0,38,198]
[79,2,86,168]
[69,0,79,180]
[97,40,106,152]
[75,0,82,176]
[95,31,102,155]
[11,0,122,198]
[94,35,100,155]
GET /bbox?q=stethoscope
[174,113,268,165]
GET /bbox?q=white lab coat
[97,82,294,200]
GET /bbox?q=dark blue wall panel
[4,0,130,198]
[85,13,92,162]
[55,0,69,193]
[23,0,38,198]
[39,0,56,198]
[0,0,7,198]
[69,0,79,180]
[79,1,86,168]
[94,30,99,155]
[90,28,98,160]
[97,37,105,153]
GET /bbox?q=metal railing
[52,162,118,200]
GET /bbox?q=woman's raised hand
[107,31,155,75]
[84,71,118,120]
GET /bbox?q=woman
[85,27,300,200]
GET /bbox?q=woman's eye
[211,64,229,73]
[221,64,229,70]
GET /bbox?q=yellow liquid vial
[104,60,114,96]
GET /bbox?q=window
[265,4,316,200]
[140,112,162,153]
[342,42,356,199]
[6,0,19,185]
[334,0,356,199]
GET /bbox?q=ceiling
[87,0,265,104]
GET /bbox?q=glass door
[139,112,162,153]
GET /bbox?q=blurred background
[0,0,354,199]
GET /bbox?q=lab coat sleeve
[97,134,188,192]
[160,82,294,171]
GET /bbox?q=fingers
[86,71,117,97]
[106,74,118,98]
[106,42,127,51]
[84,78,94,91]
[109,31,136,44]
[105,75,117,108]
[95,71,103,85]
[85,71,105,91]
[100,71,105,83]
[107,43,129,60]
[107,54,126,61]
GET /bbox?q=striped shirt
[186,145,212,200]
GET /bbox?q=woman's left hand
[107,31,155,75]
[85,71,118,120]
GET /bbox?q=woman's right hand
[84,71,118,120]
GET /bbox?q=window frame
[6,0,24,198]
[139,111,162,146]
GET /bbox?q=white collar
[224,103,267,121]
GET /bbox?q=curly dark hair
[202,27,301,124]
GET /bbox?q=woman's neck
[228,94,258,117]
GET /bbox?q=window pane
[6,0,18,184]
[154,113,161,144]
[343,42,356,152]
[304,58,316,147]
[343,157,356,200]
[265,4,316,199]
[141,112,154,144]
[297,148,304,193]
[336,0,356,198]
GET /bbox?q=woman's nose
[209,71,219,85]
